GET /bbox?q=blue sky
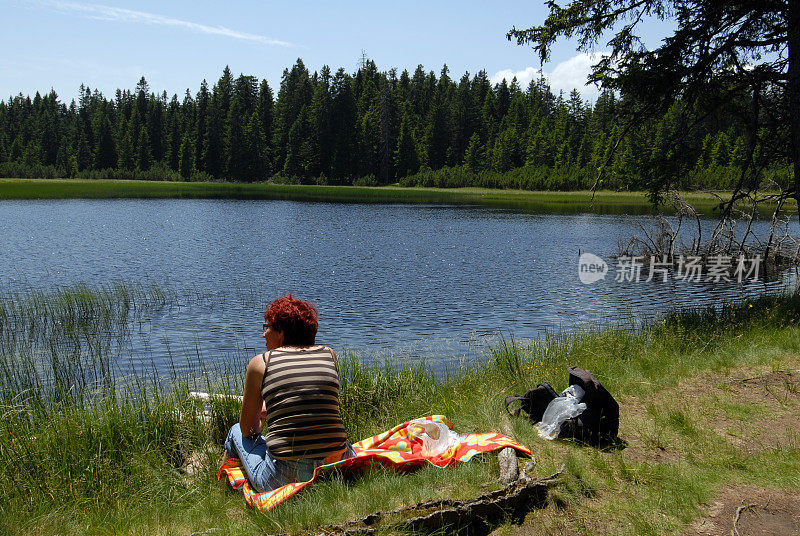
[3,1,674,103]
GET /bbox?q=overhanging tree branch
[509,0,798,230]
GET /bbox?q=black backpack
[504,382,558,422]
[504,367,620,447]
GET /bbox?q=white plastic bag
[405,419,463,457]
[537,385,587,440]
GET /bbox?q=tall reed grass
[0,282,172,407]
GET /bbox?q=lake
[0,198,795,373]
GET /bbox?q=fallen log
[497,447,519,484]
[310,468,563,536]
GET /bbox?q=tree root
[308,467,564,536]
[731,502,758,536]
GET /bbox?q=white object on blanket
[405,419,464,457]
[537,385,587,440]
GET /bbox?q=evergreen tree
[492,127,520,172]
[409,65,428,117]
[217,66,234,118]
[273,59,312,171]
[226,74,261,179]
[148,94,166,163]
[93,114,117,170]
[166,94,181,171]
[39,111,59,166]
[377,80,394,182]
[241,112,266,181]
[729,134,746,167]
[74,128,92,171]
[22,141,42,167]
[710,131,730,167]
[203,87,225,178]
[555,140,571,170]
[135,77,149,119]
[226,100,246,179]
[451,73,475,167]
[526,120,553,167]
[424,98,449,170]
[308,67,333,177]
[464,132,484,170]
[135,126,152,170]
[181,89,196,133]
[118,118,135,170]
[257,79,274,173]
[330,68,357,182]
[9,135,23,163]
[194,80,210,172]
[394,109,419,177]
[358,103,380,178]
[496,79,511,121]
[283,106,312,177]
[479,90,497,145]
[179,132,194,179]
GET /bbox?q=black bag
[504,382,558,423]
[504,367,620,447]
[559,367,619,446]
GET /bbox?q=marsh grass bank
[0,283,798,535]
[1,178,792,217]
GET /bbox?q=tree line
[0,58,779,190]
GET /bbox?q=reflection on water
[0,199,796,373]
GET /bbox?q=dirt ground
[623,368,800,464]
[705,369,800,454]
[496,365,800,536]
[686,485,800,536]
[684,367,800,536]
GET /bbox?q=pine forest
[0,58,783,191]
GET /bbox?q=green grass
[1,283,799,535]
[1,178,793,216]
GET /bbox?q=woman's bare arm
[239,353,267,437]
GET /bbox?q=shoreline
[1,283,798,534]
[0,178,793,216]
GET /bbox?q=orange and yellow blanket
[218,415,532,511]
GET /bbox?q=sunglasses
[262,323,271,332]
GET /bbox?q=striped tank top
[261,346,347,461]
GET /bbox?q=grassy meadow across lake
[0,178,794,217]
[0,281,798,535]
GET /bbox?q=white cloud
[549,53,608,95]
[489,66,543,90]
[491,53,610,99]
[26,0,293,47]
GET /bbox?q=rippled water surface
[0,199,795,372]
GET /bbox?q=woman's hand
[258,401,268,430]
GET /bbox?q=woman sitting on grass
[224,294,354,492]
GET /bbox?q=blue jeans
[224,423,354,492]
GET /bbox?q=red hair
[264,294,318,346]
